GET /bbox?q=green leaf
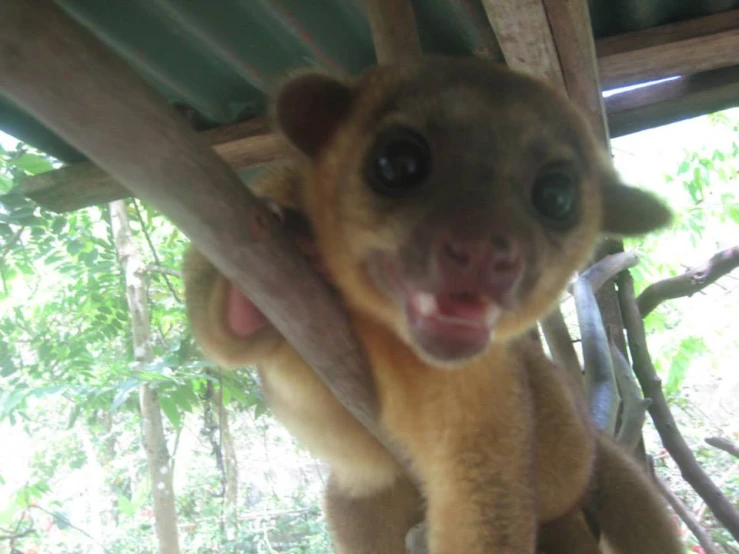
[111,378,141,411]
[160,396,182,428]
[14,153,53,175]
[254,401,268,419]
[665,336,706,396]
[0,173,13,194]
[52,510,72,530]
[726,204,739,224]
[51,217,67,234]
[117,494,136,517]
[66,405,81,429]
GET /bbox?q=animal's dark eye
[531,168,578,227]
[367,127,431,196]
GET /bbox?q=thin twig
[29,504,111,553]
[146,265,182,279]
[131,199,181,303]
[0,225,25,268]
[706,437,739,460]
[653,476,722,554]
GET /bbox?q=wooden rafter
[597,9,739,89]
[21,118,282,212]
[607,65,739,138]
[480,0,565,89]
[543,0,608,142]
[7,6,739,214]
[481,0,610,153]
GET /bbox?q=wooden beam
[542,0,609,142]
[12,6,739,212]
[20,118,284,212]
[481,0,608,143]
[0,0,417,480]
[363,0,422,64]
[597,9,739,89]
[606,65,739,138]
[480,0,566,89]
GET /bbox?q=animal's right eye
[367,126,431,196]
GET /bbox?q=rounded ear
[601,180,672,236]
[274,73,354,158]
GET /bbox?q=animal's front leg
[420,368,538,554]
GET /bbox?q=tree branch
[610,342,650,450]
[0,225,25,269]
[706,437,739,460]
[638,245,739,317]
[541,307,582,382]
[145,266,182,279]
[579,251,639,293]
[653,476,722,554]
[132,198,181,303]
[618,270,739,540]
[0,0,417,485]
[571,253,638,435]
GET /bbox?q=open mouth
[405,290,502,363]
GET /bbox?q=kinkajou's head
[274,57,671,366]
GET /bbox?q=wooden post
[364,0,423,64]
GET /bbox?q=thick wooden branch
[541,307,582,382]
[653,476,722,554]
[572,255,634,435]
[618,271,739,540]
[597,9,739,89]
[579,251,638,293]
[638,245,739,317]
[706,437,739,460]
[0,0,417,480]
[568,252,638,435]
[363,0,422,64]
[610,342,650,450]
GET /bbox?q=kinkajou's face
[275,58,670,365]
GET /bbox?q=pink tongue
[435,294,490,320]
[226,284,270,338]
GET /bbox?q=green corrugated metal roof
[2,0,739,163]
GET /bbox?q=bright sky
[0,129,18,150]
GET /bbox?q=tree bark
[111,200,181,554]
[638,245,739,317]
[705,437,739,460]
[541,307,582,382]
[619,270,739,541]
[213,387,239,512]
[653,476,722,554]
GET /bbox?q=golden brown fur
[183,58,680,553]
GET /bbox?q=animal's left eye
[531,168,579,227]
[367,126,431,197]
